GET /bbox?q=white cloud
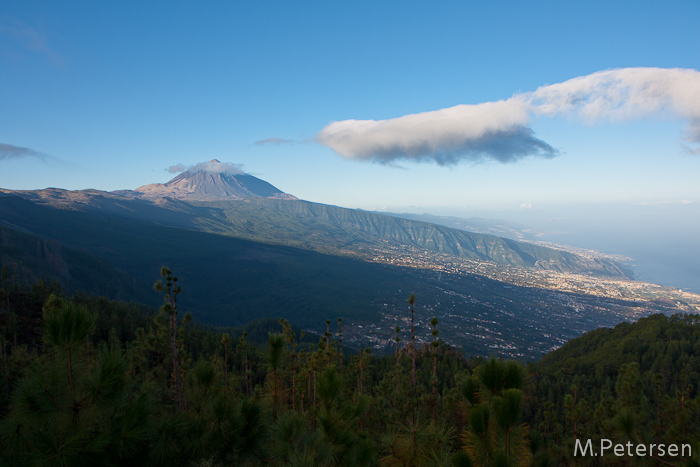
[317,98,558,165]
[317,67,700,164]
[527,68,700,143]
[254,137,293,145]
[167,159,245,175]
[167,164,187,174]
[633,200,695,206]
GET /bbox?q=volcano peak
[129,161,296,201]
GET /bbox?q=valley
[1,162,698,359]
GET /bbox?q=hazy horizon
[363,202,700,294]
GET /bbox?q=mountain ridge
[0,187,630,277]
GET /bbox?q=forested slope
[0,280,698,466]
[527,313,700,464]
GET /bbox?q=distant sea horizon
[403,204,700,296]
[614,247,699,295]
[538,231,700,295]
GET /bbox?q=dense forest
[0,267,698,466]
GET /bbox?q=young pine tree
[153,266,188,410]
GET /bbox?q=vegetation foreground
[0,269,698,466]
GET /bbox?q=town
[334,243,700,359]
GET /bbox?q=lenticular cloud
[317,67,700,164]
[317,99,559,165]
[167,160,246,175]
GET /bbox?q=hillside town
[334,243,700,359]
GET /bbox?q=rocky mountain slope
[117,159,297,201]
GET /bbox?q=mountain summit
[130,159,297,201]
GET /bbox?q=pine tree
[268,332,285,421]
[430,317,439,424]
[237,331,250,397]
[42,294,93,411]
[221,332,230,395]
[461,358,531,466]
[408,294,416,390]
[337,318,343,374]
[153,266,185,410]
[395,326,401,395]
[280,318,298,410]
[0,296,153,466]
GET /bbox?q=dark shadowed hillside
[0,191,671,358]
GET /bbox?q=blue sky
[2,1,700,289]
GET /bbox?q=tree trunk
[245,348,250,396]
[432,352,437,424]
[395,351,400,395]
[292,350,297,410]
[273,367,278,421]
[359,351,364,395]
[2,337,8,398]
[171,314,181,410]
[411,304,415,389]
[224,345,228,394]
[66,346,76,412]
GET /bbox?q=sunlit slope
[1,189,629,277]
[201,198,626,276]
